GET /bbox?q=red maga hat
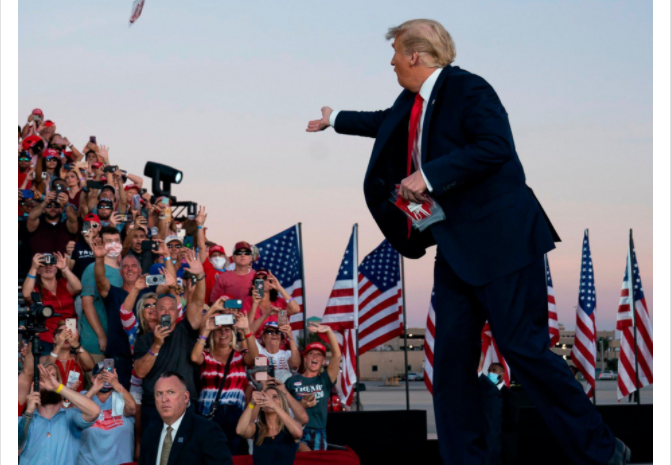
[43,148,59,158]
[124,184,140,192]
[43,120,55,127]
[84,213,101,224]
[305,342,327,356]
[208,245,226,257]
[234,241,252,252]
[32,108,44,116]
[22,135,42,151]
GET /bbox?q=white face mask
[105,242,123,258]
[210,256,227,270]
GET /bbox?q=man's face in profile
[391,39,412,90]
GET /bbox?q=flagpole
[297,223,308,350]
[400,256,410,410]
[627,229,641,405]
[353,224,361,411]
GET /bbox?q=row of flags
[251,224,652,405]
[424,229,653,402]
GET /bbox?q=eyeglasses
[143,302,157,308]
[233,250,252,256]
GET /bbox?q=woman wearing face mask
[191,300,259,455]
[236,386,303,465]
[22,252,82,355]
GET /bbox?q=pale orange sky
[18,1,652,329]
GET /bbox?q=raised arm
[195,206,208,263]
[38,364,101,422]
[55,252,82,295]
[310,325,341,383]
[184,251,206,329]
[280,324,301,370]
[133,325,171,379]
[22,254,43,302]
[236,391,262,438]
[27,191,56,233]
[92,240,111,298]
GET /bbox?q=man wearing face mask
[80,227,123,364]
[77,362,137,465]
[94,241,149,389]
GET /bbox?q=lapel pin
[178,437,184,443]
[432,99,436,105]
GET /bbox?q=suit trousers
[432,250,616,465]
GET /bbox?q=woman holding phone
[190,299,260,455]
[43,323,95,393]
[245,269,300,338]
[236,386,303,465]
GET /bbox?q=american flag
[545,255,561,347]
[423,291,436,394]
[616,235,653,400]
[424,294,510,393]
[321,228,358,406]
[253,225,304,333]
[480,322,510,387]
[571,230,597,398]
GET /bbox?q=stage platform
[326,404,652,464]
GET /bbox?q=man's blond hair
[386,19,456,68]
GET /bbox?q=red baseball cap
[92,162,103,169]
[124,184,140,192]
[43,148,59,158]
[22,135,43,151]
[32,108,43,116]
[305,342,327,356]
[234,241,252,252]
[208,245,226,257]
[43,120,55,127]
[254,269,270,279]
[84,213,101,224]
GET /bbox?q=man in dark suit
[139,371,233,465]
[307,18,629,465]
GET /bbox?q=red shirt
[242,296,288,338]
[203,259,226,305]
[209,269,254,303]
[37,278,76,344]
[18,169,32,189]
[56,357,85,392]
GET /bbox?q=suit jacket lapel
[167,410,193,465]
[364,90,415,182]
[420,66,454,165]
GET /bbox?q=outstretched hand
[306,107,333,132]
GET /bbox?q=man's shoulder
[439,66,493,93]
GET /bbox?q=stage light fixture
[144,161,183,200]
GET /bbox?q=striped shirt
[198,350,249,415]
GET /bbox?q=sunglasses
[45,203,61,209]
[19,157,31,162]
[233,250,252,256]
[167,244,182,249]
[46,157,58,161]
[98,205,113,210]
[143,302,157,308]
[264,330,281,336]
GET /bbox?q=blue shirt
[19,407,95,465]
[80,263,122,354]
[76,392,135,465]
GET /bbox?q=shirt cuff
[420,167,433,192]
[329,110,340,130]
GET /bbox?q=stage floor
[360,379,653,437]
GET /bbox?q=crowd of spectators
[17,109,344,465]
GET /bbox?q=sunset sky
[18,0,652,329]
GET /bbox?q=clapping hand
[308,324,332,334]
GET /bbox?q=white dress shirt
[156,411,186,465]
[329,67,443,192]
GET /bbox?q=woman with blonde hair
[191,297,259,455]
[236,385,303,464]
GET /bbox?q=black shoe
[608,438,631,464]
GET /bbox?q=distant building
[357,325,620,381]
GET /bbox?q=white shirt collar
[419,68,444,103]
[162,410,186,435]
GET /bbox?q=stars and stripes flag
[253,225,305,334]
[480,322,511,387]
[321,228,359,406]
[616,233,653,400]
[571,229,597,399]
[545,255,561,347]
[424,292,436,394]
[424,293,510,393]
[129,0,146,24]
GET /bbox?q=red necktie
[406,93,424,236]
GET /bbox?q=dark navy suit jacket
[138,408,233,465]
[335,65,559,286]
